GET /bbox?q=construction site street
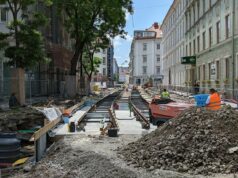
[5,89,238,178]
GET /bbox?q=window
[225,15,231,39]
[142,55,147,63]
[1,8,7,22]
[193,39,196,54]
[103,68,106,75]
[236,54,238,77]
[156,66,160,74]
[209,0,212,8]
[197,0,200,19]
[143,43,147,51]
[216,60,220,79]
[203,0,206,13]
[103,57,106,65]
[103,49,106,54]
[189,42,191,55]
[186,45,188,55]
[216,21,220,43]
[202,31,206,50]
[193,6,195,24]
[157,43,160,49]
[143,66,147,74]
[225,58,229,78]
[197,36,200,52]
[209,27,212,47]
[208,63,211,80]
[203,64,206,80]
[156,55,160,62]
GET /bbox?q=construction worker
[206,88,221,110]
[161,89,170,99]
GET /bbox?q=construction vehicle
[149,96,193,126]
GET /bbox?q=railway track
[78,91,121,132]
[130,90,150,129]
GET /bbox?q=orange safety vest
[207,93,221,110]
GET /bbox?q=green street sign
[181,56,196,64]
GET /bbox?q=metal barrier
[0,79,64,104]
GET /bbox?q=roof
[134,22,163,40]
[146,23,163,38]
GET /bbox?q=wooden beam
[30,118,61,141]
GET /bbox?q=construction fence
[0,78,63,103]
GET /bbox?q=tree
[0,0,52,68]
[82,54,102,82]
[54,0,133,92]
[0,0,51,104]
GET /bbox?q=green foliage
[82,52,102,78]
[54,0,133,74]
[0,0,51,68]
[113,73,119,82]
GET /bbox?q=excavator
[149,96,193,126]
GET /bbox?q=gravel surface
[10,133,238,178]
[119,106,238,175]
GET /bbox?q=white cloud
[113,34,133,47]
[125,34,133,42]
[113,36,122,47]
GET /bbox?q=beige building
[185,0,238,97]
[162,0,238,97]
[161,0,187,87]
[129,23,163,86]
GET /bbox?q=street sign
[181,56,196,64]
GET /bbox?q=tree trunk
[86,76,92,96]
[70,45,81,75]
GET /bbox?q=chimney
[153,22,159,29]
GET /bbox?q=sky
[113,0,174,67]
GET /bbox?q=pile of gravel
[11,141,137,178]
[119,106,238,175]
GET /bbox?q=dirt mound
[119,106,238,175]
[0,107,45,131]
[11,141,137,178]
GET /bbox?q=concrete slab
[53,106,91,135]
[115,110,156,135]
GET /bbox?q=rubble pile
[0,107,45,131]
[12,141,137,178]
[119,106,238,175]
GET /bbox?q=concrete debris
[228,147,238,154]
[119,106,238,175]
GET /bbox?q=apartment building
[161,0,187,87]
[185,0,238,97]
[129,23,163,86]
[162,0,238,97]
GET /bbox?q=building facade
[119,67,129,84]
[162,0,238,97]
[113,58,119,84]
[129,23,163,86]
[184,0,238,97]
[93,48,108,82]
[161,0,187,87]
[0,2,74,99]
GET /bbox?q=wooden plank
[30,118,61,141]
